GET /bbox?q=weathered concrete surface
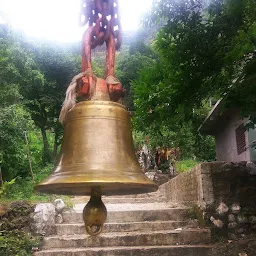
[35,161,256,255]
[72,190,166,205]
[160,161,256,240]
[42,228,211,249]
[74,202,180,212]
[63,203,190,224]
[36,245,216,256]
[56,220,198,235]
[161,161,256,209]
[36,187,214,255]
[160,162,214,208]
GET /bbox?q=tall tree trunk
[53,129,59,161]
[0,167,3,187]
[40,127,52,164]
[24,131,35,183]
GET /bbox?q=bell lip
[35,182,158,196]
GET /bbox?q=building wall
[215,112,250,162]
[248,128,256,161]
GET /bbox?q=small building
[199,99,256,162]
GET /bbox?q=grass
[0,164,73,207]
[175,159,199,173]
[0,164,73,256]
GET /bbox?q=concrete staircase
[36,195,215,256]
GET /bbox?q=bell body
[36,101,157,196]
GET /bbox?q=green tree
[129,0,255,160]
[20,41,80,163]
[116,39,157,110]
[0,27,33,180]
[143,0,256,121]
[0,26,81,171]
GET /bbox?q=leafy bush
[0,164,73,207]
[0,230,39,256]
[0,164,53,202]
[175,159,199,173]
[158,160,170,173]
[0,179,16,199]
[0,201,40,256]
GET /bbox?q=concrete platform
[63,203,190,224]
[36,245,216,256]
[56,220,198,235]
[43,228,211,249]
[36,197,214,256]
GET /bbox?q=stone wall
[160,162,214,208]
[161,161,256,208]
[210,162,256,208]
[160,161,256,238]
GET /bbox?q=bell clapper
[83,187,107,236]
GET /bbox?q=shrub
[175,159,199,173]
[0,201,40,256]
[0,164,54,202]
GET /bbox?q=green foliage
[132,118,215,161]
[26,131,44,170]
[0,230,39,256]
[128,0,256,160]
[132,131,146,150]
[0,201,40,256]
[188,207,198,220]
[0,179,16,198]
[0,25,81,169]
[193,134,216,161]
[141,0,256,122]
[158,161,170,173]
[20,41,80,163]
[0,25,83,183]
[0,164,73,206]
[0,164,53,202]
[0,28,37,180]
[0,104,33,180]
[175,159,199,173]
[116,39,157,110]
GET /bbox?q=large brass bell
[36,100,157,195]
[35,0,157,236]
[36,99,158,235]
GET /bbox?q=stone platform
[36,197,215,256]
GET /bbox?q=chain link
[79,0,122,50]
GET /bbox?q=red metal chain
[79,0,122,50]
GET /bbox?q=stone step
[56,220,198,235]
[43,228,211,249]
[72,195,166,204]
[36,245,216,256]
[63,203,190,223]
[73,202,182,212]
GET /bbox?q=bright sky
[0,0,153,42]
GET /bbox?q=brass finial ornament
[35,0,158,236]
